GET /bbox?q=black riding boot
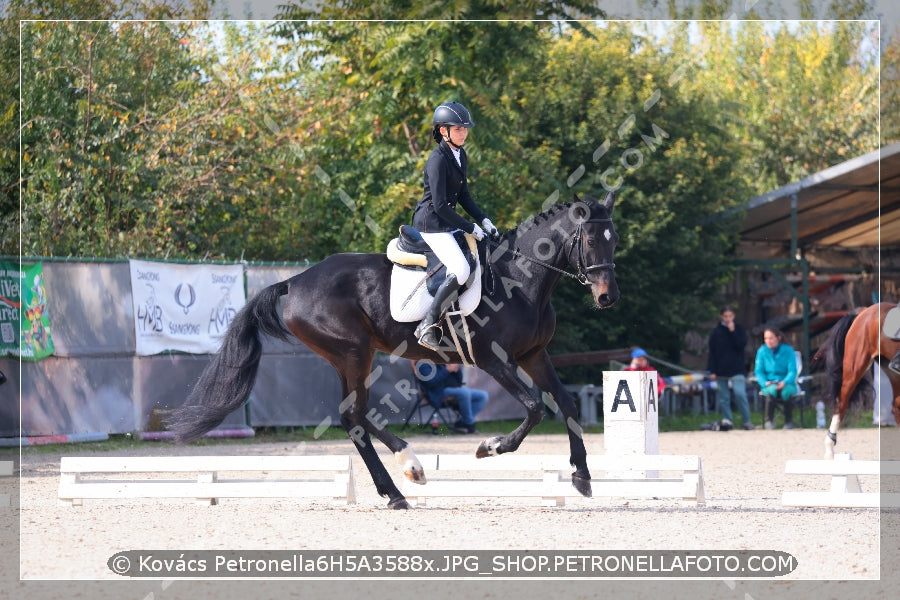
[415,274,459,350]
[890,350,900,373]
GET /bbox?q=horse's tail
[819,312,858,406]
[166,280,291,443]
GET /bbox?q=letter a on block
[612,380,637,413]
[647,381,657,413]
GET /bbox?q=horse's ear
[573,193,580,203]
[603,190,616,214]
[571,201,589,221]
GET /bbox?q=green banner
[0,261,54,360]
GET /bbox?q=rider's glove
[481,218,499,238]
[470,223,486,241]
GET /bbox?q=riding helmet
[431,101,474,143]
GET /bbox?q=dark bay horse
[168,192,619,508]
[814,303,900,458]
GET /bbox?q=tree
[514,24,749,376]
[12,5,884,376]
[270,2,606,257]
[883,25,900,144]
[20,19,200,256]
[2,0,212,256]
[679,20,879,194]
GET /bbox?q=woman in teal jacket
[754,327,798,429]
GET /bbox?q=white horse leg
[395,446,426,484]
[824,414,840,459]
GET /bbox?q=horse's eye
[587,238,595,248]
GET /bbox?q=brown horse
[813,303,900,458]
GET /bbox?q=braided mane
[501,201,576,242]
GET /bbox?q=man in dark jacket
[707,305,754,430]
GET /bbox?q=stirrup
[416,323,443,350]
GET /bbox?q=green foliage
[883,27,900,144]
[1,0,214,255]
[520,25,748,378]
[9,1,885,369]
[678,20,879,193]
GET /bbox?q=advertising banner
[1,261,55,360]
[129,260,246,355]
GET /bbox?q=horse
[167,192,619,508]
[813,303,900,459]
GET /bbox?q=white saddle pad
[389,262,482,322]
[883,306,900,339]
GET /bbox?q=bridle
[484,217,616,288]
[569,218,617,285]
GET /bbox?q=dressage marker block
[602,371,659,456]
[782,453,900,508]
[58,455,356,506]
[400,454,704,507]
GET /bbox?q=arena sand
[6,427,899,600]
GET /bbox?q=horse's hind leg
[337,354,429,506]
[331,355,414,509]
[518,349,592,497]
[350,366,426,485]
[826,350,873,458]
[825,414,840,459]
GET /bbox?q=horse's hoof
[388,497,411,510]
[572,474,592,498]
[396,447,426,484]
[404,465,427,485]
[476,436,502,458]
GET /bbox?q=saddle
[386,225,483,322]
[883,305,900,340]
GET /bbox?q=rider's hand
[481,217,499,238]
[471,223,486,241]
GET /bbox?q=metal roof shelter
[738,141,900,259]
[733,142,900,367]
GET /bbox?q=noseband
[569,218,616,286]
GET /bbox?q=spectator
[414,361,489,434]
[707,305,754,430]
[754,327,798,430]
[624,348,666,398]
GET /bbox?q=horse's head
[569,191,619,309]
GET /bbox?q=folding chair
[401,384,461,432]
[757,350,812,427]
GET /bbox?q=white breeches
[420,231,471,284]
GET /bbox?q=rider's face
[442,125,469,146]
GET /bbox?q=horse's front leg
[517,349,591,498]
[474,358,545,459]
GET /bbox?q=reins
[483,218,616,291]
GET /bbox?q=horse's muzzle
[591,278,619,309]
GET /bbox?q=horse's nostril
[597,294,610,306]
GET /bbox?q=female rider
[412,101,498,350]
